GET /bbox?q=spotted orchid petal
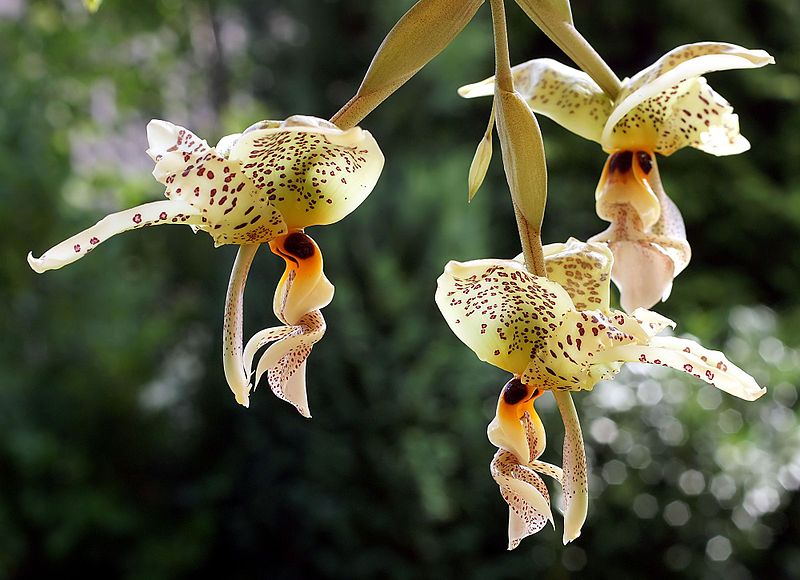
[243,310,326,418]
[147,120,288,246]
[229,115,384,231]
[590,152,691,311]
[28,200,202,273]
[603,43,774,153]
[435,259,574,375]
[539,238,614,312]
[603,335,765,401]
[554,390,587,544]
[459,58,612,144]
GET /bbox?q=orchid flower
[435,238,764,547]
[29,115,384,412]
[459,43,774,311]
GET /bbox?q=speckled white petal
[146,120,287,246]
[435,259,574,374]
[28,200,202,273]
[554,391,588,544]
[603,43,774,149]
[230,115,384,230]
[607,336,765,401]
[252,310,326,418]
[459,58,612,143]
[491,449,554,550]
[542,238,614,311]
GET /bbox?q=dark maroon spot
[502,378,529,406]
[636,151,653,174]
[608,150,633,174]
[133,213,142,224]
[283,232,315,260]
[89,237,99,245]
[159,212,168,220]
[73,244,81,253]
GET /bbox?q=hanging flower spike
[29,115,384,410]
[435,238,765,546]
[459,43,774,311]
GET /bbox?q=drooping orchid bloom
[435,238,764,547]
[29,115,384,412]
[459,43,774,312]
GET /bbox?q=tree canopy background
[1,0,799,578]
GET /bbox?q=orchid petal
[146,120,288,246]
[435,259,574,374]
[603,43,773,151]
[542,237,613,311]
[607,336,765,401]
[270,232,335,326]
[491,449,554,550]
[251,310,326,418]
[230,115,384,231]
[488,386,546,465]
[459,58,612,143]
[554,390,587,544]
[222,244,260,407]
[28,200,202,273]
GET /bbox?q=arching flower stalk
[435,238,764,547]
[29,115,384,412]
[459,43,774,311]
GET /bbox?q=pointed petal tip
[27,252,47,274]
[562,529,581,545]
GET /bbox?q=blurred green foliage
[1,0,799,578]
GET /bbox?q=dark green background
[2,0,799,578]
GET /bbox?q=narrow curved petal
[270,232,335,326]
[491,449,554,550]
[542,238,613,311]
[249,310,327,418]
[606,335,765,401]
[230,115,384,230]
[28,199,202,273]
[459,59,612,143]
[222,244,260,407]
[147,120,287,246]
[603,43,774,151]
[554,390,588,544]
[435,259,574,374]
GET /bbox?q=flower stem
[490,0,546,277]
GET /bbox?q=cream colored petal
[491,449,554,550]
[230,115,384,230]
[605,240,677,313]
[603,43,774,149]
[554,390,588,544]
[147,120,287,246]
[459,58,612,143]
[543,237,613,311]
[435,259,574,374]
[630,307,676,337]
[28,200,202,274]
[250,310,327,418]
[222,244,260,408]
[607,336,765,401]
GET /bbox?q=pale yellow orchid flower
[459,43,774,311]
[435,238,764,547]
[29,115,384,412]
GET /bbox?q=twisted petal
[491,449,554,550]
[435,259,574,374]
[488,379,546,465]
[28,199,202,273]
[244,310,326,418]
[459,58,612,143]
[147,120,287,246]
[603,43,774,153]
[604,335,765,401]
[230,115,384,231]
[554,391,587,544]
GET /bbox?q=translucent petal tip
[27,252,48,274]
